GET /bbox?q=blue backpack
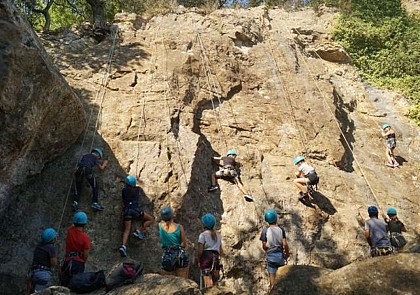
[68,270,105,293]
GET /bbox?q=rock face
[1,4,420,295]
[0,0,86,211]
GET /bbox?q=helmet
[293,156,305,165]
[387,207,397,215]
[264,209,277,223]
[160,206,174,221]
[201,213,216,229]
[381,124,391,130]
[41,228,57,244]
[367,206,378,214]
[73,211,88,225]
[125,175,136,187]
[227,149,238,156]
[91,148,103,159]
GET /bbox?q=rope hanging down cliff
[57,27,119,233]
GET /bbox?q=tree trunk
[86,0,107,29]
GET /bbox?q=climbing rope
[57,27,120,233]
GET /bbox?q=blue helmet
[387,207,397,215]
[160,206,174,221]
[41,228,57,244]
[381,124,391,130]
[264,209,277,223]
[227,149,238,156]
[294,156,305,165]
[125,175,136,187]
[368,206,378,214]
[73,211,88,225]
[201,213,216,229]
[91,148,103,159]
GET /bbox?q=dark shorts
[216,168,238,178]
[161,247,189,271]
[306,172,319,186]
[123,206,144,221]
[199,250,220,272]
[386,138,396,149]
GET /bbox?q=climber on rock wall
[293,156,319,201]
[208,149,253,201]
[381,124,399,167]
[118,175,154,257]
[73,148,109,211]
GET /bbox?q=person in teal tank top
[159,206,189,278]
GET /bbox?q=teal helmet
[201,213,216,229]
[227,149,238,156]
[387,207,397,215]
[41,228,57,244]
[160,206,174,221]
[381,124,391,130]
[294,156,305,165]
[73,211,88,225]
[264,209,277,223]
[125,175,136,187]
[368,206,378,214]
[91,148,103,159]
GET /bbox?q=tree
[85,0,107,29]
[17,0,55,31]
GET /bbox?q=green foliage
[333,0,420,124]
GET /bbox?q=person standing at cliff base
[364,206,393,257]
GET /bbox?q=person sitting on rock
[27,228,58,293]
[197,213,222,288]
[118,175,154,257]
[159,206,189,279]
[260,209,290,290]
[364,206,393,257]
[208,149,252,200]
[61,212,91,286]
[73,147,108,211]
[381,124,399,167]
[293,156,319,201]
[385,207,407,250]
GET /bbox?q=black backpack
[67,270,105,293]
[105,261,144,291]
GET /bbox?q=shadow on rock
[310,191,337,216]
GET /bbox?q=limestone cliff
[0,4,419,295]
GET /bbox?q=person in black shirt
[118,176,154,257]
[27,228,57,293]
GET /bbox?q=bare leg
[122,219,132,246]
[175,266,189,279]
[138,212,154,232]
[385,147,394,164]
[211,173,218,186]
[293,178,308,193]
[203,275,213,288]
[235,178,248,195]
[160,269,175,276]
[269,273,276,290]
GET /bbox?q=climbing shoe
[244,194,254,202]
[208,185,219,192]
[72,201,79,211]
[119,245,127,257]
[133,229,145,240]
[91,202,104,211]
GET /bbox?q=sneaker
[133,229,145,240]
[119,245,127,257]
[91,202,104,211]
[71,201,79,211]
[244,194,254,202]
[393,161,400,167]
[208,185,219,192]
[385,162,394,168]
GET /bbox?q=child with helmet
[27,228,58,293]
[293,156,319,200]
[73,147,109,211]
[208,149,252,201]
[118,176,154,257]
[260,209,290,290]
[385,207,407,250]
[381,123,399,167]
[60,212,91,286]
[197,213,223,288]
[158,206,189,278]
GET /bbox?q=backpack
[390,232,407,249]
[105,261,144,291]
[67,270,105,293]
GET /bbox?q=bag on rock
[67,270,105,293]
[106,261,144,291]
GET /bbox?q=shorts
[123,206,144,221]
[161,247,189,271]
[31,269,52,292]
[199,250,220,273]
[267,252,285,274]
[386,138,396,149]
[305,172,319,186]
[216,168,238,178]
